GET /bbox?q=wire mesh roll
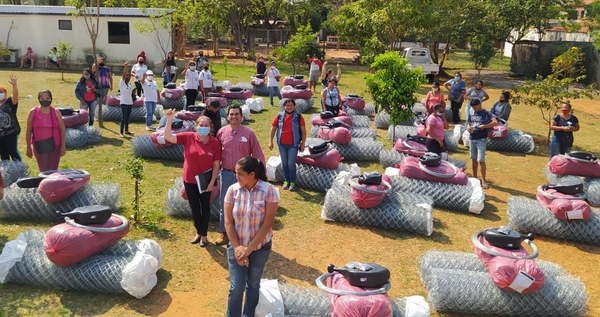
[419,251,567,277]
[280,98,313,113]
[307,138,383,162]
[378,150,465,169]
[310,126,376,139]
[276,162,357,192]
[102,106,159,122]
[132,135,184,161]
[375,111,414,129]
[462,130,535,153]
[544,168,600,206]
[234,82,253,90]
[1,160,29,187]
[322,182,434,236]
[252,85,269,96]
[507,196,600,245]
[1,232,159,298]
[421,267,587,317]
[277,283,423,317]
[161,96,186,110]
[309,114,370,128]
[65,125,102,149]
[165,177,220,218]
[387,175,483,213]
[387,125,459,152]
[0,183,121,221]
[345,103,375,116]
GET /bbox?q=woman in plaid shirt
[224,156,279,317]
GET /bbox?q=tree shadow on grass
[59,269,173,316]
[575,243,600,254]
[490,184,536,200]
[205,244,323,284]
[321,220,452,245]
[295,188,325,205]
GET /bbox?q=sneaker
[288,182,296,191]
[125,131,135,136]
[119,133,125,137]
[282,181,289,190]
[145,126,154,131]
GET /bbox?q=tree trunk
[134,180,139,222]
[174,24,186,56]
[438,43,450,70]
[212,31,219,57]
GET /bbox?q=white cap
[146,70,154,76]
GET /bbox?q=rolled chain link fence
[307,138,383,162]
[66,125,102,149]
[545,167,600,206]
[462,129,535,153]
[0,184,121,221]
[165,177,220,218]
[310,126,376,139]
[132,135,184,161]
[1,160,29,187]
[378,150,465,169]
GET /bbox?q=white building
[0,5,173,66]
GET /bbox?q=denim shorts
[470,138,487,162]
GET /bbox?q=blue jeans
[549,135,570,157]
[80,100,97,125]
[268,86,281,105]
[470,138,487,162]
[144,101,156,126]
[278,144,298,183]
[219,169,237,233]
[227,241,272,317]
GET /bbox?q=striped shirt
[225,180,280,249]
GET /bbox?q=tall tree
[67,0,101,63]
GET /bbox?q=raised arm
[163,109,178,143]
[9,75,18,103]
[122,62,130,79]
[335,63,342,81]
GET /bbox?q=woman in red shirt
[424,80,445,114]
[164,109,221,247]
[75,69,99,125]
[268,99,306,191]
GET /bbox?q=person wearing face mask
[142,70,159,131]
[425,103,449,155]
[162,51,177,86]
[182,62,200,109]
[163,109,221,247]
[75,68,100,126]
[119,63,135,137]
[199,64,214,99]
[490,91,512,122]
[131,52,148,98]
[424,81,445,114]
[92,56,113,127]
[216,105,265,245]
[203,100,222,135]
[265,61,282,106]
[321,79,342,115]
[444,72,466,123]
[465,80,489,121]
[0,75,21,161]
[550,102,579,157]
[268,99,306,191]
[25,90,66,172]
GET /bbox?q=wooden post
[267,29,270,49]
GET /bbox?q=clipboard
[195,169,213,193]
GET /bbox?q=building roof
[0,5,172,17]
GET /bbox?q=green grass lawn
[443,49,511,72]
[0,65,599,317]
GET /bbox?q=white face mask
[0,93,5,101]
[189,66,196,71]
[148,76,154,81]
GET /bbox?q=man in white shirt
[265,61,282,106]
[199,64,213,99]
[142,70,158,130]
[181,62,200,110]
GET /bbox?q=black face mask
[138,61,144,64]
[285,110,295,114]
[99,62,105,67]
[40,100,52,107]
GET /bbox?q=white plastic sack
[246,98,264,113]
[404,295,431,317]
[137,239,163,265]
[241,104,252,121]
[468,177,485,214]
[266,156,282,182]
[0,233,27,283]
[120,252,160,299]
[254,279,284,317]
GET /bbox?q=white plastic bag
[120,252,160,299]
[404,295,430,317]
[241,104,252,121]
[254,279,284,317]
[266,156,282,182]
[0,234,27,283]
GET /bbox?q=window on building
[108,22,130,44]
[58,20,72,30]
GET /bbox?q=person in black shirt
[256,56,266,75]
[550,102,579,157]
[162,51,177,86]
[0,75,21,161]
[203,100,222,136]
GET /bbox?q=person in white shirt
[465,80,489,121]
[264,61,282,106]
[119,63,135,137]
[199,64,213,99]
[142,70,158,130]
[131,55,148,98]
[181,61,200,110]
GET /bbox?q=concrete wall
[503,30,591,57]
[0,13,172,68]
[510,40,600,86]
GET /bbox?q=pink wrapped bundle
[397,156,467,185]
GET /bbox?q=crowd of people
[0,50,585,316]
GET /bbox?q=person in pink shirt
[424,81,445,114]
[25,90,66,172]
[216,104,265,245]
[425,103,448,154]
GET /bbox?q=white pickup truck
[402,47,440,82]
